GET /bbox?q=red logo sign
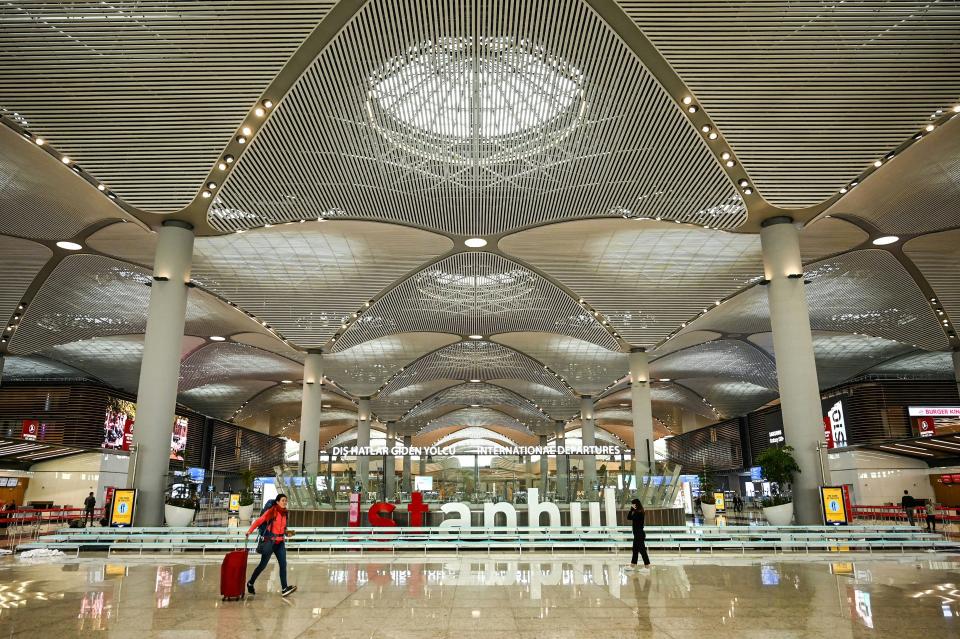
[348,493,361,527]
[21,420,39,441]
[915,417,936,438]
[823,416,834,449]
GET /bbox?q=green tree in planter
[239,468,256,507]
[756,445,801,507]
[698,470,716,504]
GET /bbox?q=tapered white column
[580,396,596,500]
[384,422,396,501]
[356,398,371,495]
[761,216,824,525]
[300,350,323,476]
[555,421,568,500]
[131,220,194,526]
[402,435,412,494]
[630,349,654,489]
[539,435,549,493]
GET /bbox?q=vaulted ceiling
[1,1,958,453]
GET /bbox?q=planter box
[763,501,794,526]
[164,504,196,527]
[239,504,254,522]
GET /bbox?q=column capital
[306,348,324,355]
[629,346,646,353]
[760,215,794,228]
[161,219,194,230]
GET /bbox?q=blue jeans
[250,539,287,589]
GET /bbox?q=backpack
[256,499,276,538]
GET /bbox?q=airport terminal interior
[1,1,960,637]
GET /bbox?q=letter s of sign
[368,502,397,527]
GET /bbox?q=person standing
[925,500,937,533]
[626,498,651,572]
[245,493,297,596]
[83,492,96,527]
[901,490,916,526]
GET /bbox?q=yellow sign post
[109,489,136,527]
[821,486,848,526]
[713,492,726,513]
[228,493,241,513]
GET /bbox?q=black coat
[627,507,646,539]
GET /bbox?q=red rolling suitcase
[220,548,249,601]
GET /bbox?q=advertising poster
[714,492,726,513]
[228,494,240,513]
[821,486,848,525]
[103,399,135,451]
[170,416,188,460]
[109,489,136,527]
[348,493,361,527]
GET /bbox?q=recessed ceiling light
[97,184,106,191]
[464,237,487,248]
[241,126,253,136]
[470,379,481,383]
[56,241,82,251]
[281,380,293,384]
[743,188,753,195]
[701,125,710,133]
[872,236,900,246]
[720,152,730,161]
[209,335,226,342]
[682,96,693,105]
[738,179,748,187]
[925,124,935,132]
[708,131,718,140]
[726,160,735,167]
[659,378,671,382]
[687,105,698,113]
[263,99,273,109]
[254,107,265,117]
[201,191,211,198]
[468,334,483,340]
[35,137,45,146]
[236,136,247,144]
[873,160,883,167]
[218,162,227,171]
[61,156,71,164]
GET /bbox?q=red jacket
[247,506,288,539]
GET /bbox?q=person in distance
[626,498,651,572]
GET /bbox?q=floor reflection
[0,554,956,637]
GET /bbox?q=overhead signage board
[109,489,136,527]
[908,406,960,417]
[821,486,848,526]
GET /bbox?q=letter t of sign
[407,491,430,527]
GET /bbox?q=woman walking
[245,493,297,596]
[626,498,651,572]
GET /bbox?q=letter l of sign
[407,491,430,527]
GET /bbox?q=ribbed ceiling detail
[334,252,619,351]
[8,254,274,354]
[323,333,459,398]
[401,382,551,432]
[376,340,572,406]
[621,0,960,207]
[904,230,960,342]
[0,355,91,382]
[0,1,335,212]
[500,219,762,346]
[749,331,915,390]
[675,250,950,352]
[651,339,778,392]
[211,0,741,235]
[178,342,302,392]
[493,331,627,396]
[179,380,277,422]
[418,408,535,438]
[866,351,954,379]
[681,379,777,419]
[824,105,960,235]
[0,127,134,239]
[0,235,49,324]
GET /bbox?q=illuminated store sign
[768,429,785,445]
[908,406,960,417]
[331,445,622,456]
[825,400,847,448]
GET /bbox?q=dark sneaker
[281,585,297,597]
[246,582,256,595]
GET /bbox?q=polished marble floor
[0,553,957,638]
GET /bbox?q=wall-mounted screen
[170,416,188,460]
[414,475,433,491]
[103,399,135,451]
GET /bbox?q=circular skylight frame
[367,37,586,166]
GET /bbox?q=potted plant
[164,495,197,527]
[238,469,256,522]
[756,445,801,526]
[698,471,717,521]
